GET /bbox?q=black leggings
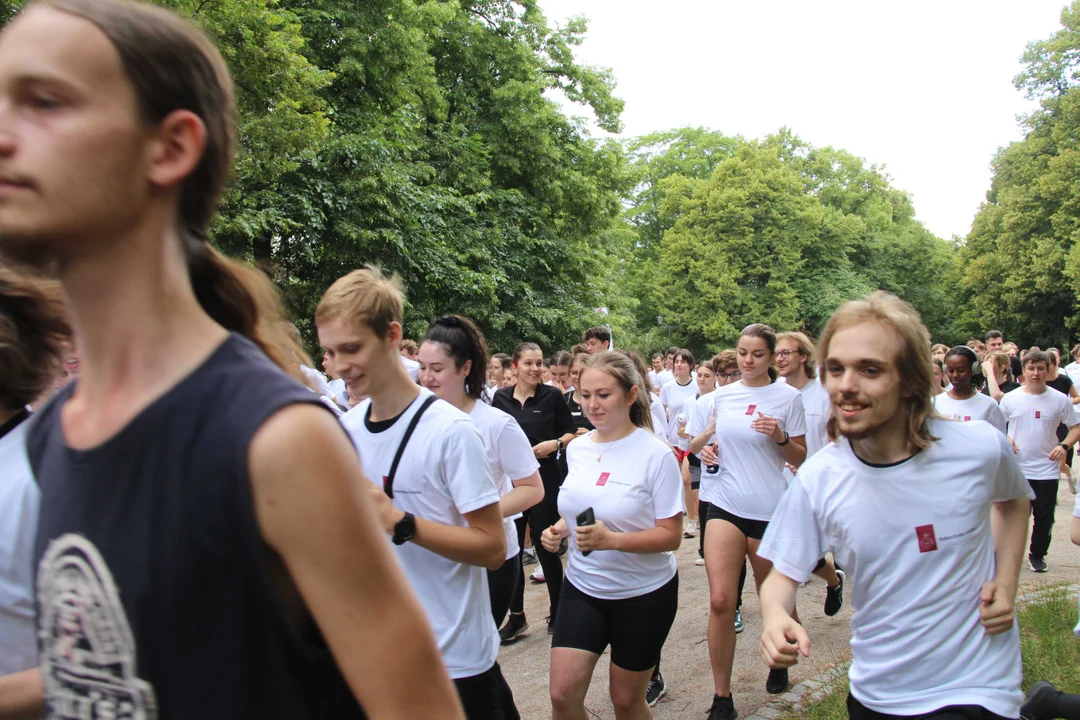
[509,481,563,619]
[454,662,520,720]
[488,554,521,628]
[847,694,1007,720]
[1029,479,1058,561]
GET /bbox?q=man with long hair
[759,292,1032,720]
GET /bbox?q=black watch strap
[776,432,790,447]
[392,511,416,545]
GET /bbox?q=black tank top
[27,334,365,720]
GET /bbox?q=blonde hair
[818,291,937,451]
[778,331,818,379]
[987,351,1014,383]
[930,343,949,357]
[581,351,653,432]
[711,350,737,374]
[621,350,657,396]
[315,266,404,338]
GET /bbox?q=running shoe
[530,567,546,583]
[825,569,845,617]
[1070,469,1078,495]
[695,556,706,566]
[1021,680,1060,720]
[1029,556,1048,573]
[498,613,528,644]
[522,547,537,566]
[683,519,697,539]
[734,609,744,634]
[545,615,556,634]
[707,694,738,720]
[765,667,788,695]
[645,671,666,707]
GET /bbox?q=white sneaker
[695,557,706,566]
[683,519,697,538]
[530,567,546,583]
[1070,469,1078,495]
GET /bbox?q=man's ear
[146,109,206,189]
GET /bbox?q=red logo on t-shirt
[963,416,971,422]
[915,524,938,553]
[596,472,611,486]
[1036,410,1042,419]
[746,404,757,416]
[382,475,389,490]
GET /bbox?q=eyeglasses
[776,350,801,359]
[719,370,742,379]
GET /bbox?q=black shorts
[847,694,1007,720]
[453,662,519,720]
[688,463,701,490]
[705,502,769,540]
[551,575,678,672]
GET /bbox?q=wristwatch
[776,432,790,447]
[392,511,416,545]
[557,438,565,454]
[1059,443,1070,452]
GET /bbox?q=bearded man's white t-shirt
[999,387,1080,479]
[759,419,1032,717]
[342,388,500,679]
[933,392,1006,434]
[467,401,539,561]
[711,380,806,520]
[557,427,684,600]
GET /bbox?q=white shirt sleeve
[784,391,807,438]
[441,421,501,515]
[649,447,685,520]
[757,478,826,583]
[659,382,671,413]
[496,418,540,482]
[992,429,1036,503]
[1062,393,1080,427]
[987,401,1007,434]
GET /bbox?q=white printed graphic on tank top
[38,533,157,720]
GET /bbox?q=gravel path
[498,481,1080,719]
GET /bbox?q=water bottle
[706,442,719,474]
[676,413,690,451]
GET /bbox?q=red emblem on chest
[745,404,757,416]
[596,472,610,486]
[963,416,971,422]
[382,475,389,490]
[915,524,938,553]
[1036,410,1042,419]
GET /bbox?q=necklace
[595,432,632,462]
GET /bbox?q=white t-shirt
[933,392,1006,434]
[1000,387,1080,479]
[797,377,831,457]
[759,419,1031,718]
[342,389,500,679]
[687,391,721,504]
[711,380,806,520]
[649,397,669,442]
[328,377,349,406]
[401,355,420,383]
[0,417,38,675]
[301,365,337,402]
[653,369,674,389]
[1065,360,1080,387]
[659,378,698,447]
[557,428,684,600]
[468,401,539,561]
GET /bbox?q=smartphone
[576,507,596,556]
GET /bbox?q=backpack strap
[384,395,438,499]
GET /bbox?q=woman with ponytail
[419,315,545,627]
[541,351,683,720]
[691,324,808,713]
[0,1,461,717]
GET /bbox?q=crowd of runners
[1,1,1080,719]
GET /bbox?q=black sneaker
[498,613,528,644]
[1029,556,1048,573]
[1021,680,1060,720]
[825,569,845,617]
[766,667,788,695]
[546,615,556,634]
[645,671,666,707]
[707,694,738,720]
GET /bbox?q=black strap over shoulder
[384,395,438,498]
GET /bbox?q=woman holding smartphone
[542,352,684,720]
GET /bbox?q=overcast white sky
[537,0,1068,240]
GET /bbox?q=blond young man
[760,292,1032,720]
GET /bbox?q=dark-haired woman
[691,325,807,715]
[931,357,947,395]
[419,317,545,628]
[542,352,683,720]
[0,2,462,718]
[934,346,1005,433]
[565,353,596,436]
[493,344,577,640]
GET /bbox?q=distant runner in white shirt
[759,291,1032,720]
[934,346,1006,433]
[775,331,845,616]
[649,352,670,391]
[999,349,1080,574]
[0,269,69,677]
[317,268,519,719]
[541,351,683,720]
[417,314,544,628]
[689,324,808,716]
